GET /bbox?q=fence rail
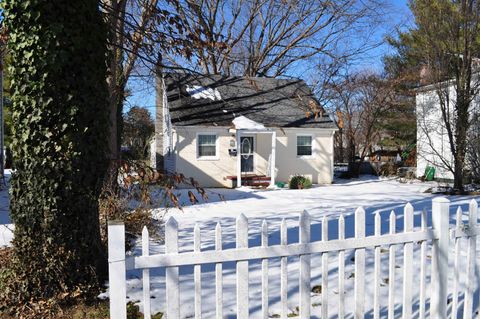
[108,197,479,319]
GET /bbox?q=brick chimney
[154,72,165,171]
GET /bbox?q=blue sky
[125,0,413,115]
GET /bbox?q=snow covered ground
[118,176,480,318]
[2,174,479,317]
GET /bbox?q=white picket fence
[108,197,480,318]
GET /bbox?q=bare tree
[165,0,386,77]
[101,0,189,161]
[330,72,397,176]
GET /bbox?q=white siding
[416,85,480,180]
[416,88,455,180]
[174,126,235,187]
[173,126,335,187]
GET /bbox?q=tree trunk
[453,155,464,191]
[105,0,127,163]
[453,96,469,191]
[108,92,120,160]
[338,128,344,162]
[1,0,110,312]
[347,136,358,177]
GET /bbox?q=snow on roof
[232,115,268,131]
[186,85,221,101]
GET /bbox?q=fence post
[354,207,366,319]
[108,221,127,319]
[463,199,478,319]
[166,217,180,318]
[431,197,450,319]
[236,213,249,318]
[142,227,151,319]
[299,211,311,319]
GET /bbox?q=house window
[297,135,312,156]
[198,134,217,158]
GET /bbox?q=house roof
[162,73,337,129]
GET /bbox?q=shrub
[289,175,312,189]
[379,162,400,176]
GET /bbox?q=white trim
[196,132,219,161]
[296,134,315,159]
[178,125,231,129]
[175,125,336,133]
[237,130,273,134]
[275,127,338,133]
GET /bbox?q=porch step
[244,180,270,186]
[248,182,270,187]
[225,175,271,188]
[225,175,270,181]
[236,180,270,187]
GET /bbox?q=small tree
[122,106,154,159]
[1,0,110,315]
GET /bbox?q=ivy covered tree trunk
[1,0,109,312]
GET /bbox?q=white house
[416,81,480,181]
[152,73,337,188]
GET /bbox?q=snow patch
[186,85,221,101]
[232,115,268,131]
[0,224,13,247]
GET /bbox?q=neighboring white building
[416,82,480,181]
[152,73,337,188]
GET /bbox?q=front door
[240,136,254,173]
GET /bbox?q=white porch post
[269,131,276,188]
[236,131,242,188]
